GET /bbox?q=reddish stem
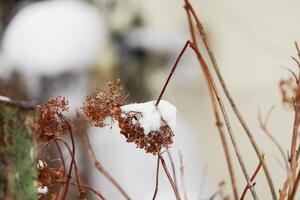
[155,40,191,106]
[152,155,160,200]
[57,180,105,200]
[159,153,181,200]
[56,138,84,197]
[240,155,263,200]
[82,130,131,199]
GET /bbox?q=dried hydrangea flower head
[119,101,176,154]
[81,79,126,127]
[37,160,63,192]
[36,97,69,142]
[82,79,177,154]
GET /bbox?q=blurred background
[1,0,300,199]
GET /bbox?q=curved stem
[241,155,264,200]
[56,180,106,200]
[156,41,191,106]
[185,0,275,198]
[82,130,131,200]
[159,153,181,200]
[152,155,160,200]
[56,138,84,197]
[290,168,300,200]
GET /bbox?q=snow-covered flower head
[82,79,177,154]
[119,101,176,154]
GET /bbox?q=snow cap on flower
[120,100,176,134]
[37,186,48,194]
[118,100,176,154]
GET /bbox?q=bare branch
[0,95,37,110]
[184,0,276,198]
[240,154,264,200]
[57,180,106,200]
[167,150,178,189]
[82,130,131,200]
[258,107,289,171]
[156,40,191,106]
[179,151,188,200]
[152,155,160,200]
[159,153,181,200]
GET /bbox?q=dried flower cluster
[279,77,298,107]
[82,79,175,154]
[37,160,63,197]
[81,79,126,127]
[118,112,174,154]
[36,97,69,142]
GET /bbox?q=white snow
[2,0,106,76]
[37,186,48,194]
[36,160,47,169]
[120,100,176,134]
[0,95,11,102]
[87,117,215,199]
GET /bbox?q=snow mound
[2,0,106,76]
[121,100,176,134]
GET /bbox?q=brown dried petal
[81,79,126,127]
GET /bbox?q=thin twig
[0,95,37,110]
[289,102,300,196]
[167,150,178,188]
[281,66,298,83]
[289,168,300,200]
[155,40,191,106]
[184,0,276,198]
[82,130,131,200]
[54,140,67,199]
[58,114,76,200]
[209,191,220,200]
[240,154,264,200]
[295,42,300,63]
[258,107,289,171]
[154,5,239,198]
[57,180,106,200]
[159,153,181,200]
[183,3,240,199]
[190,40,257,199]
[56,138,84,198]
[152,155,160,200]
[54,140,66,175]
[179,151,188,200]
[184,1,254,198]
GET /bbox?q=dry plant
[2,0,300,199]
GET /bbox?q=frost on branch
[81,80,177,154]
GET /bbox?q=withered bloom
[279,77,298,107]
[118,112,174,154]
[82,80,176,154]
[36,97,69,142]
[81,79,126,127]
[119,101,176,154]
[37,160,64,189]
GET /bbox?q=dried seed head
[117,101,176,154]
[279,78,296,107]
[37,160,63,187]
[36,97,69,142]
[81,79,126,127]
